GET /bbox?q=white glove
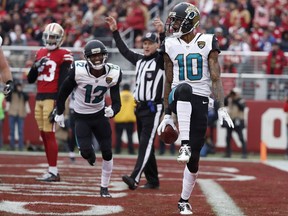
[104,106,114,118]
[157,114,177,135]
[208,97,214,110]
[54,114,65,128]
[218,107,234,128]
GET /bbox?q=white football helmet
[42,23,64,50]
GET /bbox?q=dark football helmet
[165,2,200,38]
[83,40,108,70]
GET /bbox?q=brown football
[159,124,179,144]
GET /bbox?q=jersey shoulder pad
[105,63,121,86]
[197,33,214,42]
[59,48,73,63]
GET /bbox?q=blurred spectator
[262,42,288,99]
[125,0,149,39]
[249,20,264,51]
[257,29,277,52]
[279,9,288,33]
[0,92,5,150]
[114,83,136,155]
[9,24,27,68]
[198,0,214,26]
[5,0,26,12]
[215,27,229,50]
[217,3,230,31]
[223,87,247,159]
[227,33,251,74]
[283,95,288,159]
[5,81,31,151]
[262,42,287,75]
[280,30,288,52]
[42,8,56,24]
[229,1,251,30]
[267,21,282,42]
[134,35,143,49]
[1,13,14,34]
[252,0,270,28]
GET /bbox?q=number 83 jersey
[164,33,220,97]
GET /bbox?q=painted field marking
[264,160,288,172]
[198,179,245,216]
[0,201,123,215]
[0,154,262,215]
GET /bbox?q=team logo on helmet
[106,77,113,84]
[197,41,205,49]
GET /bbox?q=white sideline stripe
[197,179,245,216]
[264,160,288,172]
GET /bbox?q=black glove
[3,80,13,97]
[48,108,57,123]
[34,57,48,68]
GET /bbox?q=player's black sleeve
[27,66,38,83]
[112,30,143,65]
[56,66,77,115]
[110,71,122,116]
[212,35,221,53]
[58,61,72,91]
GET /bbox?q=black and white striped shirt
[112,31,165,104]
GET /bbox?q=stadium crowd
[0,0,287,53]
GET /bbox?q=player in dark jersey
[54,40,122,198]
[27,23,73,182]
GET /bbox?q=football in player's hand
[159,125,178,144]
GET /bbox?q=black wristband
[165,108,171,115]
[6,80,13,85]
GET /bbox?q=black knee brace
[186,151,200,173]
[80,149,96,166]
[175,83,193,101]
[102,150,112,161]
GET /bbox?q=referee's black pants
[130,103,163,185]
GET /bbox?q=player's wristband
[165,108,171,115]
[6,80,13,85]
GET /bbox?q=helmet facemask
[83,40,108,70]
[165,3,200,38]
[85,53,108,70]
[42,23,64,50]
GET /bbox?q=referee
[106,16,165,190]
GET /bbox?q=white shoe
[177,144,191,163]
[178,202,193,215]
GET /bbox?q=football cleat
[122,175,138,190]
[177,144,191,163]
[35,172,60,182]
[100,187,112,198]
[178,201,193,215]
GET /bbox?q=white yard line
[198,179,245,216]
[264,160,288,172]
